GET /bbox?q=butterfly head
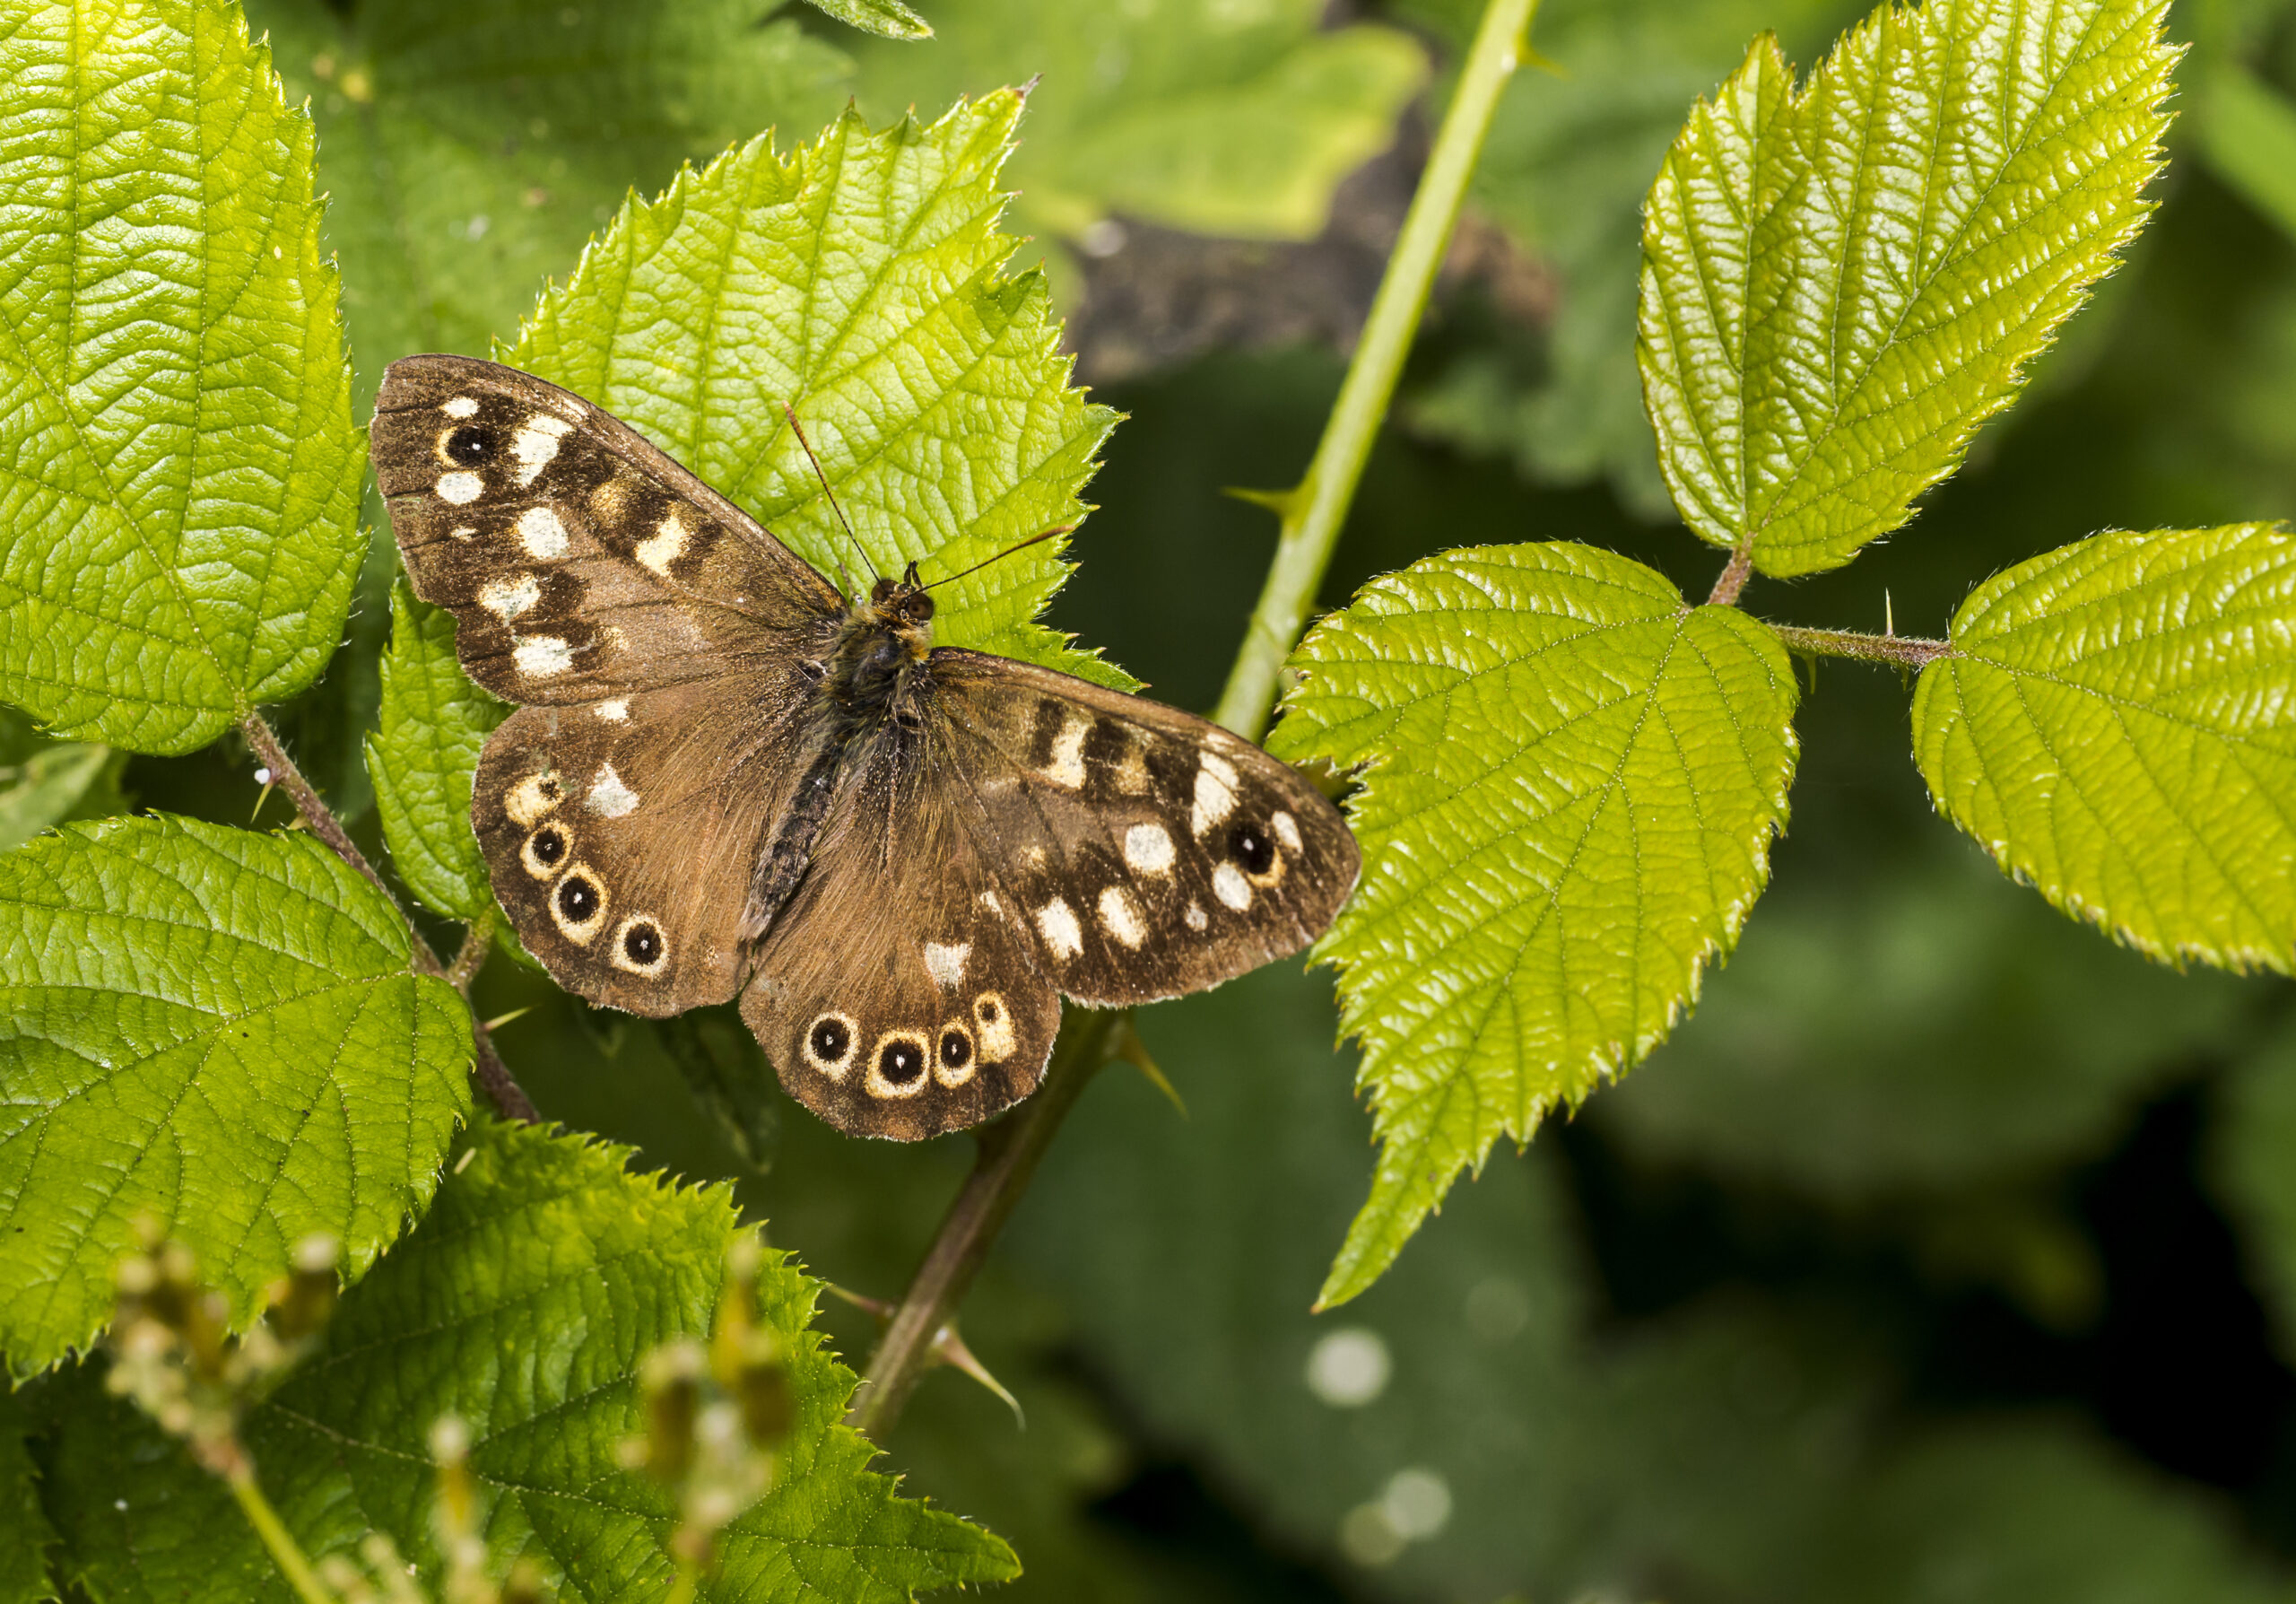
[865,560,936,626]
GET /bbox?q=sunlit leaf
[1271,544,1797,1304]
[365,580,503,924]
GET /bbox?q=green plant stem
[848,1008,1124,1437]
[243,710,538,1124]
[226,1466,336,1604]
[1213,0,1543,740]
[1767,623,1953,669]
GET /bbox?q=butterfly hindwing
[926,650,1361,1007]
[740,731,1064,1141]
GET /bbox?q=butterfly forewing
[925,650,1361,1007]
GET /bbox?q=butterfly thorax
[828,569,936,722]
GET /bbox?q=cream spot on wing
[1123,822,1175,875]
[512,412,574,486]
[1190,752,1239,837]
[513,635,573,678]
[635,510,689,577]
[585,763,638,818]
[974,993,1016,1059]
[1111,740,1151,795]
[595,699,630,722]
[1024,845,1048,869]
[978,891,1004,915]
[479,573,540,621]
[505,771,560,828]
[517,504,570,559]
[1036,897,1083,960]
[450,525,477,542]
[437,471,483,505]
[442,396,479,419]
[924,941,970,989]
[1098,885,1144,948]
[1213,862,1252,911]
[1185,901,1208,931]
[1273,810,1302,852]
[1042,714,1090,789]
[589,477,629,521]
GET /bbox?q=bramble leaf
[513,91,1132,688]
[0,740,117,857]
[248,0,853,405]
[1913,525,2296,972]
[848,0,1425,245]
[42,1119,1016,1602]
[365,581,503,924]
[0,0,361,754]
[0,1388,52,1604]
[0,817,470,1378]
[1271,545,1798,1305]
[802,0,934,41]
[1638,0,2177,578]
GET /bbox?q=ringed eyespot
[972,991,1016,1061]
[441,424,493,465]
[867,1032,931,1098]
[612,916,666,976]
[935,1024,978,1089]
[548,866,607,942]
[803,1013,857,1079]
[1230,820,1276,876]
[520,824,570,879]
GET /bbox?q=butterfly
[370,355,1361,1141]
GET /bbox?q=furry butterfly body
[372,355,1359,1140]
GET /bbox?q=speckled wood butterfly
[372,355,1360,1141]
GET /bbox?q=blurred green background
[26,0,2296,1596]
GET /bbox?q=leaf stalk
[227,1467,336,1604]
[1213,0,1544,740]
[1767,622,1953,669]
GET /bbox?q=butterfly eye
[441,424,494,465]
[1230,821,1276,876]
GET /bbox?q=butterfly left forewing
[923,649,1361,1007]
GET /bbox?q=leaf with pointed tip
[0,0,361,754]
[40,1118,1016,1602]
[0,816,470,1379]
[365,580,504,923]
[1638,0,2177,577]
[1913,524,2296,972]
[1270,544,1798,1306]
[803,0,934,41]
[512,91,1132,690]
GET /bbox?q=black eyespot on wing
[444,424,493,465]
[939,1029,971,1069]
[978,998,1000,1024]
[622,922,661,964]
[558,876,599,921]
[880,1037,925,1085]
[1231,821,1275,875]
[532,825,567,867]
[811,1016,851,1063]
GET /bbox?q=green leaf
[847,0,1425,242]
[2196,62,2296,247]
[512,91,1132,688]
[247,0,855,408]
[0,0,362,754]
[1271,544,1798,1305]
[0,1388,55,1604]
[0,816,470,1378]
[365,580,504,923]
[42,1119,1016,1602]
[0,743,117,857]
[1913,524,2296,972]
[801,0,934,41]
[1637,0,2177,578]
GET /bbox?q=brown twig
[1706,543,1755,607]
[240,710,539,1125]
[846,1008,1123,1438]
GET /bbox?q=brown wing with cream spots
[923,649,1360,1009]
[371,354,844,705]
[475,676,827,1016]
[738,724,1063,1142]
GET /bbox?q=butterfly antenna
[922,524,1076,591]
[781,403,878,587]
